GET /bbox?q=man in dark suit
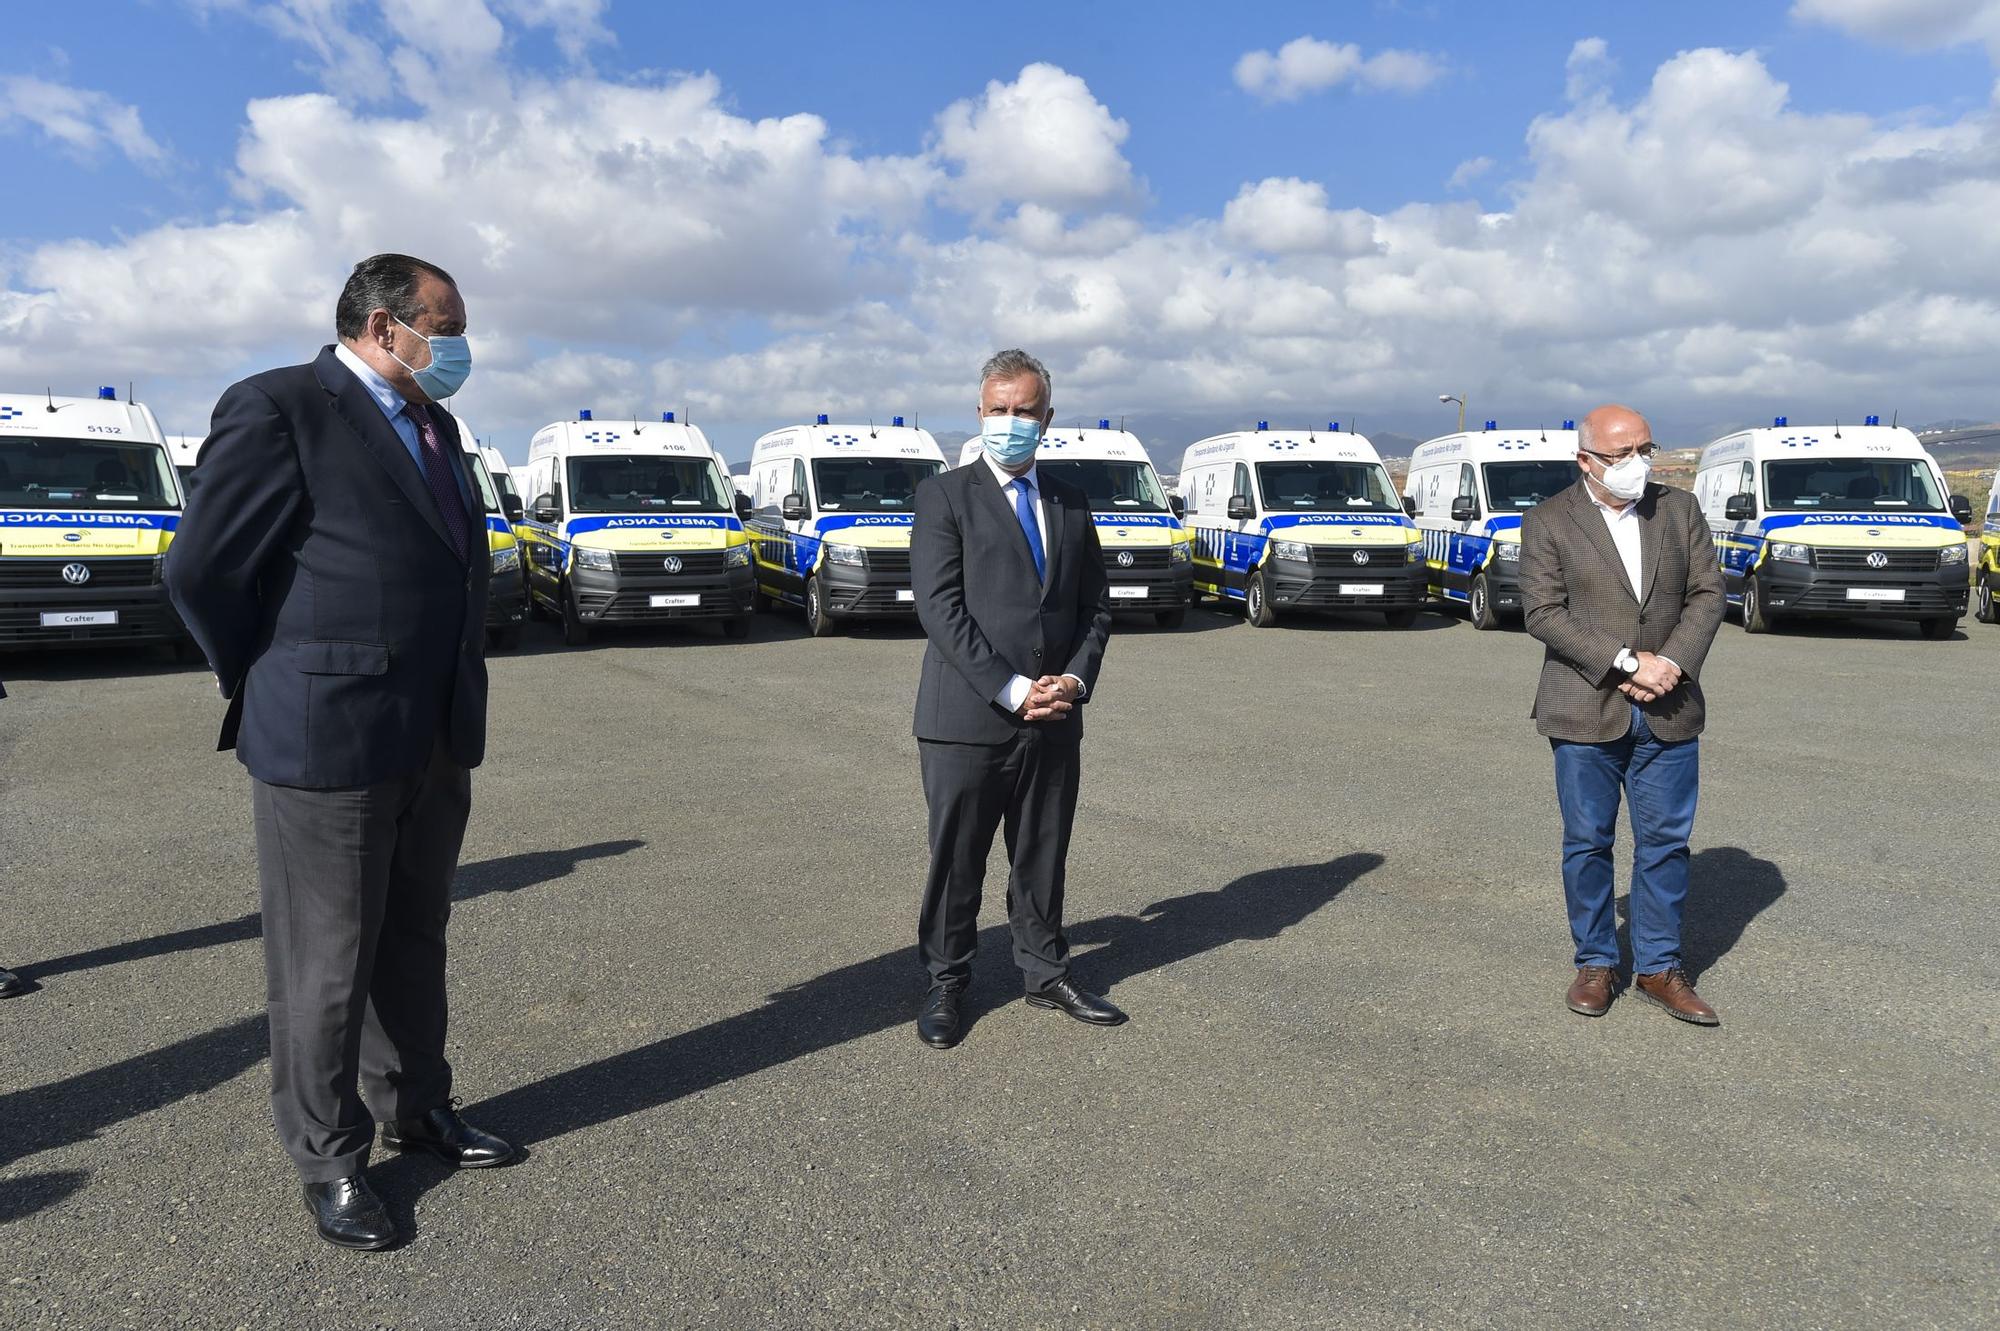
[1521,404,1727,1026]
[909,348,1117,1049]
[166,253,513,1250]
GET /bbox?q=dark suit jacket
[165,346,488,789]
[1520,479,1725,744]
[911,460,1113,744]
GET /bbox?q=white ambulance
[443,414,527,650]
[478,444,520,512]
[164,434,205,489]
[514,411,755,645]
[955,420,1194,627]
[1404,422,1580,629]
[0,386,192,654]
[1695,417,1973,638]
[745,415,946,636]
[1174,422,1426,627]
[1976,467,1999,626]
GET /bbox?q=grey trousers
[917,728,1081,993]
[251,742,470,1182]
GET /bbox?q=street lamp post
[1438,393,1467,433]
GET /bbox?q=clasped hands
[1017,674,1079,722]
[1617,651,1681,704]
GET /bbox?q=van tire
[1383,609,1418,629]
[1468,574,1499,630]
[561,583,591,646]
[1154,606,1187,629]
[1975,576,1997,624]
[720,615,751,640]
[805,576,836,637]
[1245,569,1277,627]
[1741,578,1776,634]
[1918,616,1957,640]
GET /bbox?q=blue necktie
[1011,475,1046,582]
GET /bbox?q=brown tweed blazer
[1519,479,1725,743]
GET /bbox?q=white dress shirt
[980,448,1086,711]
[1587,482,1678,675]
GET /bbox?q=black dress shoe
[381,1103,515,1168]
[1025,977,1126,1026]
[303,1175,396,1250]
[916,984,964,1049]
[0,966,25,999]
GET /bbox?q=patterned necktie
[407,407,470,562]
[1011,474,1046,582]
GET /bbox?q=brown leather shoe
[1565,965,1617,1016]
[1634,968,1719,1025]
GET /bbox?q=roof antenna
[1118,415,1125,432]
[1539,423,1547,443]
[128,381,135,406]
[44,386,56,413]
[1833,418,1841,440]
[632,406,646,433]
[1890,409,1898,428]
[868,418,877,439]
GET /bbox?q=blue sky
[4,1,2000,461]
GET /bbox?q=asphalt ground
[2,597,1995,1330]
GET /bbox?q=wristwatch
[1615,648,1639,675]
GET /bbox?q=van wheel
[1245,569,1278,627]
[561,583,591,646]
[1383,609,1418,629]
[487,625,522,652]
[1468,573,1499,630]
[1918,616,1957,640]
[1741,578,1776,634]
[1154,606,1187,629]
[720,615,751,640]
[805,576,836,637]
[1976,577,1997,624]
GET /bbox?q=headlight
[1938,542,1968,567]
[724,544,751,568]
[490,545,520,575]
[1270,539,1311,562]
[1768,542,1811,564]
[825,543,865,567]
[573,546,616,571]
[1494,541,1521,563]
[1168,540,1192,565]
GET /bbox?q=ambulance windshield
[1033,459,1169,513]
[1482,460,1577,512]
[811,457,943,513]
[0,437,180,511]
[1254,460,1401,513]
[1763,459,1945,513]
[566,455,732,513]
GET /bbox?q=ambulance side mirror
[1168,495,1186,519]
[1401,496,1418,517]
[501,494,524,524]
[1226,495,1253,520]
[1724,494,1756,522]
[1449,496,1479,522]
[734,494,753,520]
[532,494,559,523]
[781,492,808,521]
[1949,494,1973,523]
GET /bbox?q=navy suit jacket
[165,346,488,788]
[911,460,1113,744]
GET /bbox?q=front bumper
[0,558,185,648]
[1756,559,1967,620]
[1101,556,1192,611]
[1266,555,1428,611]
[821,559,918,618]
[572,562,756,622]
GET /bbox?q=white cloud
[932,63,1137,216]
[0,75,167,167]
[1793,0,2000,57]
[1446,156,1494,190]
[1565,36,1615,103]
[1221,178,1378,255]
[1234,36,1445,103]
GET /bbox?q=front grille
[0,557,159,590]
[1814,549,1940,573]
[1787,585,1963,615]
[612,549,729,576]
[1309,545,1410,569]
[0,598,180,645]
[1271,575,1425,609]
[1101,548,1173,573]
[575,587,748,621]
[863,547,911,575]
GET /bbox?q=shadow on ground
[1615,845,1787,981]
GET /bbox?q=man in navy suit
[166,254,513,1250]
[909,349,1117,1049]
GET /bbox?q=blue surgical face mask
[980,414,1042,467]
[390,315,473,402]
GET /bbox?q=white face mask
[1595,452,1651,501]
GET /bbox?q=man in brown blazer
[1520,404,1726,1025]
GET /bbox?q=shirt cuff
[1656,655,1681,674]
[997,675,1034,712]
[1063,673,1088,700]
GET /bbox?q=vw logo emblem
[61,562,91,585]
[1115,550,1135,568]
[1350,549,1371,566]
[662,556,683,573]
[1865,550,1888,569]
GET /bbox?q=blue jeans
[1551,706,1699,974]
